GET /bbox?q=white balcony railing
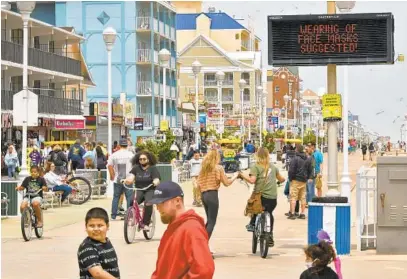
[242,40,250,49]
[139,113,152,127]
[171,27,175,40]
[153,18,158,32]
[205,96,218,103]
[136,17,151,30]
[222,95,233,103]
[159,21,164,35]
[223,79,233,86]
[154,82,160,96]
[165,24,170,37]
[137,49,151,63]
[204,80,217,87]
[137,81,152,96]
[154,51,159,64]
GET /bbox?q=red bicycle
[122,183,156,244]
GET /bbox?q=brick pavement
[1,153,406,278]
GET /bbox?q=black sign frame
[134,117,144,131]
[268,13,394,66]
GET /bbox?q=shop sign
[125,117,134,128]
[98,102,108,116]
[85,116,96,129]
[112,104,123,117]
[134,118,143,130]
[38,117,53,127]
[125,103,134,118]
[54,119,85,130]
[160,120,169,131]
[80,130,94,137]
[112,116,123,125]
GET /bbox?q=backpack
[51,151,64,166]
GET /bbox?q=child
[77,207,120,279]
[300,240,339,279]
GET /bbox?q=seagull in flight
[376,110,384,115]
[393,116,400,123]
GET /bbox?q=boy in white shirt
[189,151,203,207]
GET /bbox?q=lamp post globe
[335,1,356,12]
[17,1,35,17]
[292,98,298,106]
[103,27,117,51]
[215,70,225,82]
[256,86,263,92]
[239,79,246,90]
[192,60,202,75]
[159,48,171,66]
[283,94,290,105]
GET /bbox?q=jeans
[306,179,315,203]
[202,190,219,239]
[52,185,72,202]
[135,188,155,225]
[111,183,133,218]
[250,197,277,234]
[7,166,15,178]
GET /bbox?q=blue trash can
[308,202,351,255]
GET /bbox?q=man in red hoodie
[148,181,215,279]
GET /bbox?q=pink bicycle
[122,183,156,244]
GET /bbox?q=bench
[43,190,67,209]
[74,170,108,199]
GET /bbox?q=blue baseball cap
[147,181,184,205]
[119,138,128,146]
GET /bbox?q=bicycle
[18,189,44,242]
[122,183,156,244]
[64,171,92,205]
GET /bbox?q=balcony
[153,18,159,32]
[204,95,218,103]
[137,49,151,63]
[136,17,151,30]
[139,113,152,128]
[243,95,251,102]
[137,81,152,96]
[159,21,165,36]
[222,95,233,104]
[204,80,217,87]
[170,26,176,41]
[241,40,250,50]
[223,79,233,86]
[1,40,81,76]
[1,89,82,115]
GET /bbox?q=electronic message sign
[268,13,394,66]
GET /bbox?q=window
[34,37,40,49]
[235,33,240,40]
[49,41,55,53]
[48,83,55,97]
[79,89,84,101]
[33,80,41,95]
[275,100,279,106]
[10,76,22,92]
[275,86,280,92]
[11,29,23,45]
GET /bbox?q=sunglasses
[139,158,147,161]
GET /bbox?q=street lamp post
[293,98,298,135]
[301,101,306,145]
[336,0,356,201]
[283,94,290,142]
[404,114,407,150]
[159,49,170,142]
[257,86,263,146]
[239,79,247,149]
[216,71,225,138]
[192,60,202,148]
[103,27,117,156]
[17,1,35,179]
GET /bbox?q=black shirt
[21,176,47,198]
[77,237,120,279]
[130,165,161,189]
[300,266,339,279]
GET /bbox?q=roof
[176,12,246,30]
[302,89,318,97]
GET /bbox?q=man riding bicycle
[15,165,48,228]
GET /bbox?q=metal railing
[1,40,81,76]
[1,89,82,115]
[136,17,151,30]
[242,40,250,49]
[137,81,152,96]
[223,79,233,86]
[356,166,377,251]
[204,80,217,87]
[137,49,152,63]
[139,113,152,127]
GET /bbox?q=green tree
[262,132,275,153]
[136,130,177,163]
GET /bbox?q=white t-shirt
[107,149,134,183]
[189,158,203,177]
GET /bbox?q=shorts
[289,180,306,204]
[23,197,43,205]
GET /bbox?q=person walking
[107,139,134,221]
[369,142,375,161]
[68,139,85,171]
[239,147,285,247]
[361,142,368,161]
[189,150,203,207]
[197,149,238,252]
[29,146,42,167]
[287,145,313,220]
[4,145,19,179]
[95,146,107,171]
[49,145,68,175]
[148,181,214,279]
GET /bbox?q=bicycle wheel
[259,214,270,259]
[124,208,137,244]
[21,207,32,242]
[34,208,44,238]
[67,177,92,205]
[251,231,258,254]
[143,207,155,240]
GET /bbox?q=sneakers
[287,212,297,220]
[268,233,274,247]
[285,212,299,217]
[297,214,306,219]
[246,224,255,232]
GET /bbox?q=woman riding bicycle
[239,147,285,247]
[43,162,73,203]
[125,151,161,232]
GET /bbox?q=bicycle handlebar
[18,188,43,197]
[121,181,154,191]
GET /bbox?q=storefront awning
[178,102,196,113]
[54,115,85,130]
